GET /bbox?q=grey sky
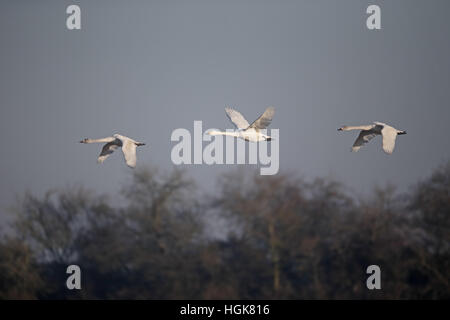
[1,0,450,223]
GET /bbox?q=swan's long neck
[82,137,114,144]
[208,130,240,137]
[338,125,373,131]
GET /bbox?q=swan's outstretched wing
[225,107,250,129]
[121,139,137,168]
[381,126,398,154]
[352,130,378,152]
[249,107,275,130]
[97,140,121,163]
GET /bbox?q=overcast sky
[1,0,449,223]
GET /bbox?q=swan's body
[208,107,275,142]
[338,122,406,154]
[80,134,145,168]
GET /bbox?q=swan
[207,106,275,142]
[337,122,406,154]
[79,134,145,168]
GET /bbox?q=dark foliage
[1,163,449,299]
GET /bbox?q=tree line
[0,163,449,299]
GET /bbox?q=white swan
[207,106,275,142]
[338,122,406,154]
[80,134,145,168]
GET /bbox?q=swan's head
[397,130,407,135]
[337,126,345,131]
[113,133,121,139]
[80,138,88,143]
[206,130,220,136]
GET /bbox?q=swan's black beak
[337,128,343,131]
[136,142,146,146]
[398,131,407,135]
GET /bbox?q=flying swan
[207,106,275,142]
[337,122,406,154]
[80,134,145,168]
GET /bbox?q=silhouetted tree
[0,162,448,299]
[0,238,44,299]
